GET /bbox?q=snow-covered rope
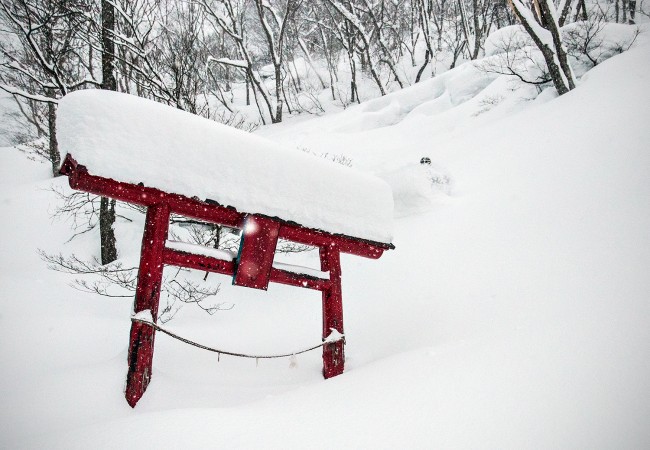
[131,313,344,360]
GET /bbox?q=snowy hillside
[1,35,650,450]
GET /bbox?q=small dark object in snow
[420,157,431,165]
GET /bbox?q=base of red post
[125,321,156,407]
[323,340,345,379]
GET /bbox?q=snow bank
[484,25,532,57]
[272,261,329,279]
[56,90,394,244]
[380,163,452,216]
[332,63,497,133]
[166,240,237,261]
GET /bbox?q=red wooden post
[233,215,280,290]
[320,244,344,378]
[125,203,170,407]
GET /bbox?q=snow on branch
[0,84,58,104]
[39,250,228,323]
[207,56,248,69]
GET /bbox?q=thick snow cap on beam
[57,90,394,244]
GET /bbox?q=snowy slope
[1,37,650,449]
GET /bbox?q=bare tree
[200,0,278,124]
[415,0,435,82]
[459,0,495,60]
[0,0,98,176]
[40,251,231,323]
[359,0,405,88]
[100,0,118,265]
[325,0,388,95]
[564,9,639,68]
[508,0,576,94]
[253,0,302,122]
[479,26,553,88]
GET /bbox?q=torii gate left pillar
[125,204,170,407]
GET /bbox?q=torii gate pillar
[320,245,344,378]
[125,203,170,407]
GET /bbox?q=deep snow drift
[1,37,650,449]
[57,90,394,244]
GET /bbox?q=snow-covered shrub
[484,25,532,57]
[478,26,551,91]
[564,22,639,73]
[213,110,260,133]
[300,147,353,167]
[380,163,452,217]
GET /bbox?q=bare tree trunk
[415,49,430,83]
[298,36,327,89]
[101,0,117,91]
[253,0,300,123]
[458,0,475,58]
[317,24,337,100]
[42,24,62,177]
[246,75,251,106]
[326,1,386,96]
[471,0,484,59]
[274,65,283,123]
[537,0,575,90]
[509,0,575,94]
[100,198,118,264]
[47,90,61,177]
[100,0,118,265]
[437,0,445,50]
[347,45,358,104]
[558,0,573,26]
[361,0,404,88]
[415,0,434,82]
[343,22,360,103]
[575,0,587,21]
[365,48,386,96]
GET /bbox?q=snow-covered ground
[1,33,650,449]
[0,91,30,146]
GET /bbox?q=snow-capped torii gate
[56,90,394,408]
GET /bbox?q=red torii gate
[60,154,393,407]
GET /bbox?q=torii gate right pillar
[320,245,344,378]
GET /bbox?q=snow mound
[484,25,532,57]
[328,63,497,133]
[380,163,452,216]
[56,90,394,244]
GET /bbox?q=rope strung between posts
[131,317,345,360]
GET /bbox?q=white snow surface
[132,309,154,324]
[1,33,650,450]
[323,329,344,343]
[166,240,236,261]
[484,25,532,56]
[56,90,394,244]
[272,261,329,279]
